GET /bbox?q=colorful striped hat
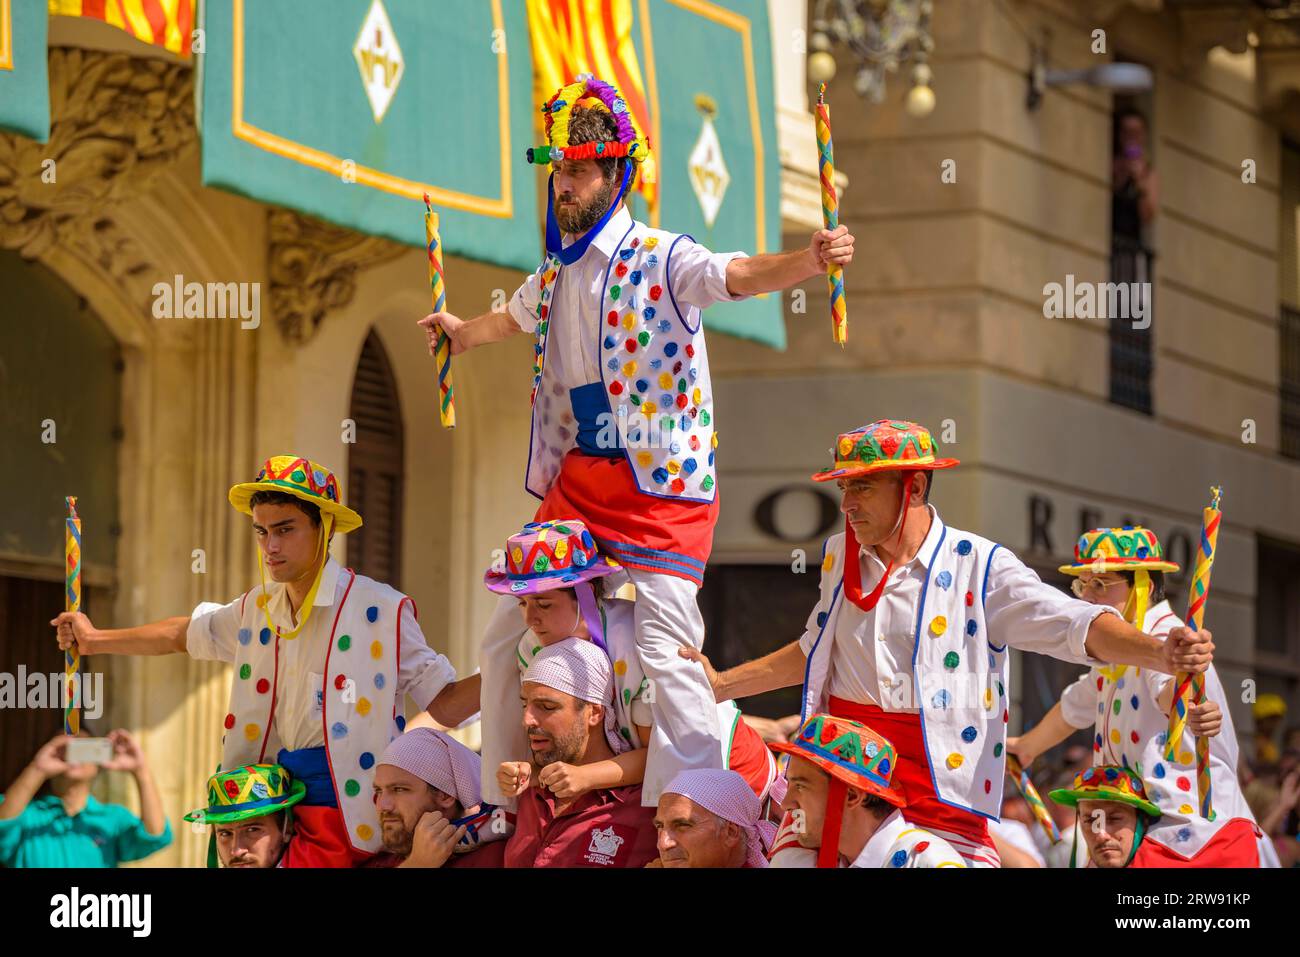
[228,455,362,534]
[1048,765,1161,818]
[525,74,651,167]
[184,763,307,825]
[1058,526,1180,575]
[770,713,905,808]
[811,420,959,483]
[484,519,622,596]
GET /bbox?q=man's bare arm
[682,639,806,702]
[418,309,522,355]
[52,612,189,657]
[724,225,854,297]
[425,674,482,728]
[1083,615,1213,677]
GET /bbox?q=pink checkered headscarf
[521,638,628,754]
[379,728,482,811]
[664,768,775,868]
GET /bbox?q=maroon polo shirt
[504,783,657,868]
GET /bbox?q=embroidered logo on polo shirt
[584,825,626,865]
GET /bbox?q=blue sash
[571,382,623,457]
[277,746,338,808]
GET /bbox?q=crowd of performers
[18,75,1277,869]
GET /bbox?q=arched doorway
[0,249,122,785]
[346,330,405,587]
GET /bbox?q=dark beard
[527,722,587,770]
[554,174,618,235]
[382,826,415,858]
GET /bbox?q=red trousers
[534,451,718,586]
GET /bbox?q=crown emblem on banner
[688,94,730,229]
[353,0,405,123]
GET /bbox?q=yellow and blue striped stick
[424,193,456,429]
[64,496,81,735]
[815,83,847,346]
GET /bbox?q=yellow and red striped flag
[526,0,657,218]
[49,0,194,58]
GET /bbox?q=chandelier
[807,0,936,117]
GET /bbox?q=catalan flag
[49,0,194,57]
[526,0,658,218]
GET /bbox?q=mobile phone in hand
[65,737,113,766]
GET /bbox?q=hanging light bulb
[905,61,935,117]
[808,50,838,83]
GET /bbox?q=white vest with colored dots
[801,527,1008,821]
[525,220,719,503]
[219,569,405,854]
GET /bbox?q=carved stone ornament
[267,207,405,343]
[0,47,195,279]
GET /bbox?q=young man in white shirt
[54,454,478,866]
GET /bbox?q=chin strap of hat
[817,776,849,868]
[1122,568,1152,631]
[843,472,915,614]
[1125,812,1150,867]
[573,580,608,653]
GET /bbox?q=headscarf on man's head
[663,768,775,868]
[379,728,482,812]
[521,638,628,753]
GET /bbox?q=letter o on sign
[754,485,840,543]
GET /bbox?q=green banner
[198,0,542,270]
[0,0,50,142]
[628,0,784,349]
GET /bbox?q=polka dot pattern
[527,228,717,501]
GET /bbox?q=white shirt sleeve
[1059,671,1098,730]
[186,598,244,663]
[798,594,827,656]
[666,237,750,311]
[984,547,1115,664]
[397,602,457,711]
[506,267,543,333]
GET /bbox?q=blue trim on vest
[593,218,636,421]
[801,537,843,724]
[913,528,1000,824]
[910,524,949,678]
[593,220,715,507]
[522,257,560,503]
[545,165,632,265]
[665,233,702,335]
[983,544,1007,652]
[571,382,622,457]
[276,747,338,808]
